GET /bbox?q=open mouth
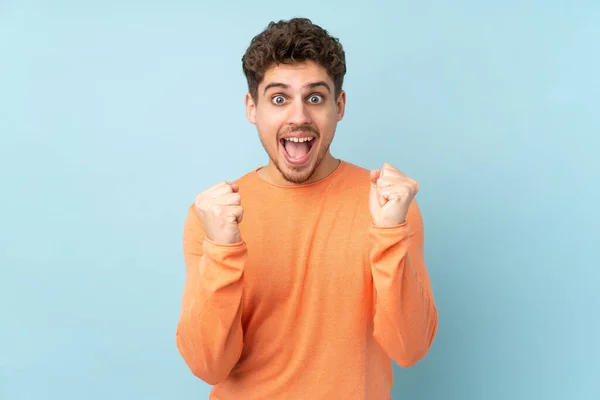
[280,136,317,165]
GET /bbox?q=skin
[194,61,420,245]
[245,60,345,186]
[369,163,420,227]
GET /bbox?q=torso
[210,162,393,399]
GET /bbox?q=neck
[261,152,340,186]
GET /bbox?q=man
[176,17,438,399]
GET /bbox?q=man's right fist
[194,181,244,245]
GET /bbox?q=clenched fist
[369,162,419,227]
[194,181,244,245]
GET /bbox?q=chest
[238,192,373,309]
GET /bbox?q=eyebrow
[263,80,332,95]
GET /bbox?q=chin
[279,164,318,184]
[276,138,321,184]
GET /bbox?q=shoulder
[341,160,371,175]
[338,160,371,182]
[230,167,260,186]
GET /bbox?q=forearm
[176,238,247,385]
[369,222,438,367]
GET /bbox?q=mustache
[278,124,320,139]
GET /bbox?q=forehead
[260,60,332,89]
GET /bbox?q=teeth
[284,137,314,143]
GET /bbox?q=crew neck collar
[253,159,346,189]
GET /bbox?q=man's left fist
[369,162,419,227]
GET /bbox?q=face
[245,60,346,185]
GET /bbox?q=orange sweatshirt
[176,161,438,400]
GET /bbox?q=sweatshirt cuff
[369,221,410,244]
[368,222,411,270]
[202,238,247,267]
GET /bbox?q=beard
[259,124,331,184]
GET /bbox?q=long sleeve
[368,199,438,367]
[176,206,247,384]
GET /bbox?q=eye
[308,94,323,104]
[272,95,286,105]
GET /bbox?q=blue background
[1,1,599,399]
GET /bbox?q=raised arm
[369,200,438,367]
[176,181,247,384]
[367,163,438,367]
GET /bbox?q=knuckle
[208,203,222,215]
[195,199,208,212]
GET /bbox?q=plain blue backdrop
[1,1,599,399]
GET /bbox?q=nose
[287,99,312,126]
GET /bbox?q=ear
[336,90,346,121]
[245,92,257,124]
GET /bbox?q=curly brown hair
[241,18,346,102]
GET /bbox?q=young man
[176,18,438,399]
